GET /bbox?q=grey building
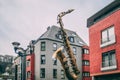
[14,56,26,80]
[14,56,22,80]
[34,25,87,80]
[0,55,14,63]
[0,55,14,74]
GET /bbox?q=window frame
[101,50,117,71]
[83,72,90,77]
[101,26,115,47]
[27,71,31,79]
[73,47,77,55]
[83,60,90,66]
[53,43,57,51]
[53,69,57,78]
[68,36,74,43]
[26,59,30,67]
[82,48,89,54]
[61,70,65,79]
[53,59,57,65]
[41,42,46,51]
[40,68,45,78]
[41,55,46,64]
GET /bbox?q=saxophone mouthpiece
[67,9,75,13]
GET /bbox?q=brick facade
[87,1,120,80]
[26,53,35,80]
[82,46,92,80]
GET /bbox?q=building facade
[33,25,87,80]
[0,55,15,79]
[82,46,92,80]
[26,54,35,80]
[0,55,14,74]
[14,56,22,80]
[87,1,120,80]
[0,55,13,63]
[26,41,35,80]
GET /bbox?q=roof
[87,0,120,27]
[35,25,87,46]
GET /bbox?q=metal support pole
[15,65,18,80]
[21,55,26,80]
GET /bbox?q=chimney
[47,26,50,30]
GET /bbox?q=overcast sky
[0,0,114,56]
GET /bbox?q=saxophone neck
[57,9,75,27]
[58,9,74,18]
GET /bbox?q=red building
[82,46,92,80]
[87,1,120,80]
[26,41,35,80]
[26,54,35,80]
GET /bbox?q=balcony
[101,59,117,71]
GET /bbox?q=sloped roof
[36,25,87,46]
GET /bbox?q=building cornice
[39,38,83,47]
[91,70,120,76]
[87,1,120,27]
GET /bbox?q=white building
[34,25,87,80]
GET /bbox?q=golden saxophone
[52,9,80,80]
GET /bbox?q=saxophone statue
[52,9,80,80]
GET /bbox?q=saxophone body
[52,9,80,80]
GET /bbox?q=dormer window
[58,34,62,39]
[68,36,74,43]
[55,30,63,40]
[56,34,62,40]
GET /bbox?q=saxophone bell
[52,47,64,61]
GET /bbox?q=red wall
[26,54,35,80]
[89,9,120,75]
[82,46,92,80]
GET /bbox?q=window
[26,59,30,67]
[83,60,89,66]
[41,42,46,51]
[73,47,77,55]
[101,50,117,71]
[53,43,57,51]
[0,56,4,62]
[18,73,21,80]
[101,26,115,47]
[68,36,74,43]
[56,31,62,40]
[40,68,45,78]
[82,48,89,54]
[61,70,65,79]
[58,34,62,39]
[53,60,57,65]
[41,55,46,64]
[27,71,31,79]
[53,69,57,78]
[83,72,90,77]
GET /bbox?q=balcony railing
[101,59,117,71]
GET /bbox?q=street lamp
[12,42,26,80]
[12,41,34,80]
[12,42,34,56]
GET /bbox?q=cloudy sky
[0,0,114,56]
